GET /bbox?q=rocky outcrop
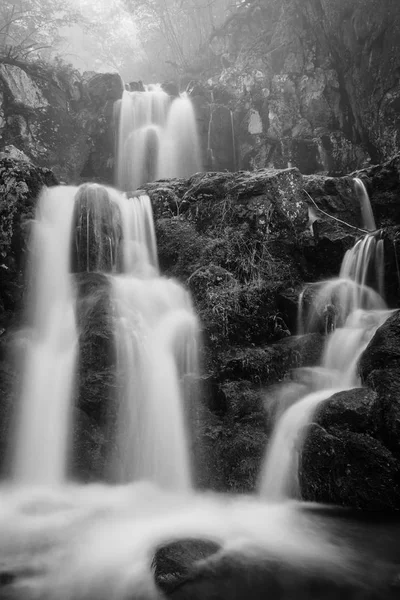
[0,60,123,182]
[194,0,400,176]
[299,310,400,510]
[0,148,57,322]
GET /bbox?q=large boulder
[299,311,400,510]
[359,311,400,455]
[299,388,400,510]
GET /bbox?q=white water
[354,177,376,231]
[105,188,198,488]
[11,183,198,490]
[0,482,361,600]
[116,87,202,191]
[260,180,390,500]
[110,278,197,489]
[260,308,391,499]
[12,187,78,485]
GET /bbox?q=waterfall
[11,183,198,490]
[12,187,78,485]
[260,181,390,500]
[115,86,202,191]
[354,177,376,231]
[108,190,197,487]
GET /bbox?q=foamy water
[10,184,200,491]
[0,482,361,600]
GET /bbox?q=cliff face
[198,0,400,176]
[0,61,122,183]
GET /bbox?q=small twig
[302,189,370,234]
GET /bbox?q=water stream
[11,183,198,490]
[3,130,398,597]
[115,86,202,191]
[12,187,78,485]
[259,179,391,500]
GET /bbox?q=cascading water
[115,86,202,191]
[12,187,78,485]
[259,179,391,500]
[3,163,400,598]
[107,190,197,487]
[11,182,198,490]
[354,177,376,232]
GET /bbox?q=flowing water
[11,183,198,490]
[354,177,376,232]
[12,187,78,485]
[115,87,202,191]
[4,153,400,597]
[260,179,391,500]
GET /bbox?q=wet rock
[299,382,400,509]
[153,539,221,594]
[70,184,123,273]
[358,311,400,454]
[300,423,400,510]
[359,311,400,378]
[219,334,324,387]
[75,273,115,419]
[315,388,378,435]
[157,535,400,600]
[354,154,400,228]
[303,174,362,228]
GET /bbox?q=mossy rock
[300,423,400,510]
[0,154,57,320]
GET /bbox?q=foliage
[123,0,238,74]
[0,158,56,315]
[0,0,80,60]
[66,0,143,75]
[0,161,29,264]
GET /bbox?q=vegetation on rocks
[0,151,57,320]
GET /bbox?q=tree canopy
[0,0,244,81]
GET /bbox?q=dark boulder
[359,311,400,454]
[359,311,400,378]
[153,538,221,594]
[300,422,400,510]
